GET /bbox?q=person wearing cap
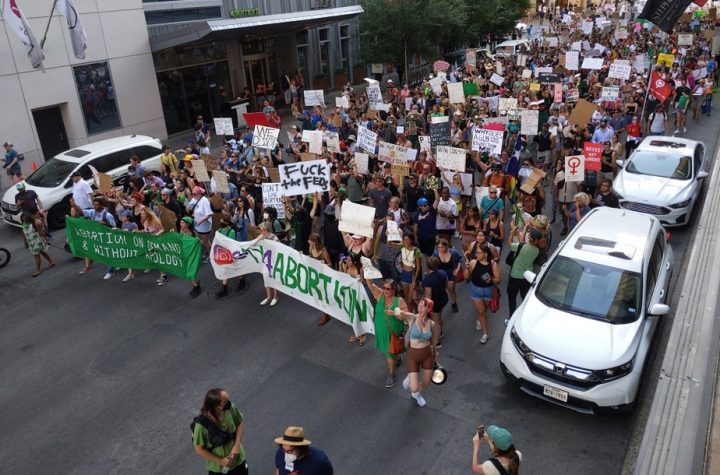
[3,142,23,185]
[187,186,213,262]
[274,426,333,475]
[472,424,521,474]
[15,182,42,216]
[70,171,94,211]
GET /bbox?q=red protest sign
[583,142,603,171]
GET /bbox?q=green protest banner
[65,217,202,280]
[463,82,479,96]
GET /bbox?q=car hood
[514,296,641,369]
[2,181,46,205]
[614,170,694,204]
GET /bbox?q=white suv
[2,135,162,229]
[500,207,673,413]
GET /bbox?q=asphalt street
[0,111,717,474]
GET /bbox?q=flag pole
[40,0,59,49]
[639,66,653,126]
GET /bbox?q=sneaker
[260,298,270,306]
[270,298,278,307]
[143,269,151,274]
[189,285,202,298]
[385,373,397,388]
[475,320,482,331]
[202,254,210,264]
[79,267,91,274]
[412,392,427,407]
[480,334,489,344]
[157,275,168,286]
[103,272,114,280]
[214,286,228,299]
[123,274,135,282]
[673,129,680,134]
[683,127,687,133]
[504,318,509,327]
[156,276,165,283]
[452,303,459,313]
[453,231,460,239]
[403,375,410,390]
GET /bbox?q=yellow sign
[656,53,675,66]
[529,82,541,91]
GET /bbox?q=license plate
[543,384,569,402]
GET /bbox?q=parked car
[613,136,709,227]
[493,40,529,58]
[444,48,494,69]
[500,207,673,414]
[1,135,163,229]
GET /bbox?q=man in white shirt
[187,186,213,262]
[71,171,93,210]
[436,187,459,240]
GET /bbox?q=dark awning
[150,5,364,52]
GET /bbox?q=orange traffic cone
[32,162,38,171]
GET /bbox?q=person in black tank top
[463,244,501,344]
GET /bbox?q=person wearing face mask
[274,426,333,475]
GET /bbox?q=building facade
[0,0,166,173]
[145,0,364,135]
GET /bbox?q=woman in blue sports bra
[394,298,439,408]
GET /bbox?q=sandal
[348,335,358,342]
[32,271,42,277]
[47,263,55,270]
[358,335,367,346]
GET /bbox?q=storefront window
[72,62,121,135]
[296,31,309,80]
[153,43,227,71]
[319,28,330,76]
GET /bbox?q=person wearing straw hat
[274,426,333,475]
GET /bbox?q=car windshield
[25,157,77,188]
[625,150,692,180]
[535,256,642,324]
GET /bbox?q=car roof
[496,40,527,47]
[559,207,656,271]
[55,135,160,163]
[635,136,700,155]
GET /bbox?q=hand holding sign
[565,155,585,182]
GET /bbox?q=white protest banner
[338,201,375,238]
[303,89,325,106]
[378,141,416,164]
[278,159,331,196]
[441,170,473,196]
[252,124,280,150]
[213,170,230,194]
[213,118,234,136]
[472,128,504,155]
[615,28,628,40]
[601,86,619,101]
[571,41,582,51]
[324,132,340,154]
[419,135,432,153]
[367,85,382,105]
[517,54,527,67]
[361,256,383,280]
[692,67,708,80]
[436,145,466,172]
[386,220,402,242]
[499,98,518,113]
[634,54,646,72]
[520,109,539,135]
[429,76,444,94]
[191,160,210,182]
[447,82,465,104]
[608,62,631,80]
[594,16,607,26]
[593,43,606,54]
[404,97,413,110]
[545,37,559,47]
[581,57,604,70]
[354,152,369,174]
[262,183,286,219]
[565,155,585,182]
[475,186,489,205]
[565,51,579,70]
[301,130,324,155]
[335,96,349,109]
[210,233,374,336]
[357,126,377,153]
[495,61,504,76]
[678,33,694,46]
[489,73,505,86]
[375,103,390,113]
[581,21,594,34]
[521,69,532,79]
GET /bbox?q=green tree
[463,0,531,42]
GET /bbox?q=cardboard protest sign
[569,99,596,127]
[302,130,323,155]
[447,82,465,104]
[429,117,451,147]
[378,141,416,164]
[441,170,473,196]
[262,183,286,219]
[520,109,539,135]
[338,201,375,238]
[268,168,280,182]
[336,96,350,108]
[354,152,369,174]
[303,90,325,106]
[419,135,432,153]
[278,159,331,196]
[390,164,411,177]
[97,173,113,193]
[581,57,604,70]
[211,233,374,336]
[564,155,585,182]
[583,143,602,172]
[213,170,230,194]
[367,85,382,104]
[213,118,234,136]
[499,98,518,113]
[191,160,210,182]
[520,168,547,194]
[357,126,377,153]
[361,256,383,279]
[608,62,631,80]
[324,132,340,154]
[201,154,219,172]
[489,73,504,86]
[565,51,579,70]
[252,125,280,150]
[436,145,466,172]
[158,204,177,233]
[601,86,620,101]
[472,128,504,155]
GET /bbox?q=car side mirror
[649,303,670,316]
[697,171,709,179]
[615,159,624,168]
[523,270,537,284]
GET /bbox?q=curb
[633,138,720,474]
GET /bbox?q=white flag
[2,0,44,69]
[56,0,86,59]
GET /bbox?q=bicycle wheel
[0,248,10,269]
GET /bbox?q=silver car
[613,137,709,227]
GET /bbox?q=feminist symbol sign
[565,155,585,182]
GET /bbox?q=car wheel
[48,202,70,230]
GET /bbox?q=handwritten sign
[554,83,563,103]
[419,135,432,153]
[338,201,375,238]
[367,85,382,105]
[213,170,230,193]
[302,130,324,155]
[357,126,377,153]
[262,183,286,219]
[565,155,585,182]
[390,164,411,177]
[447,82,465,104]
[252,125,280,150]
[354,152,369,174]
[158,204,177,233]
[324,132,340,154]
[608,62,631,80]
[361,256,383,279]
[489,73,505,86]
[472,128,504,155]
[581,57,604,70]
[378,141,417,164]
[499,98,517,113]
[436,145,466,172]
[656,53,675,66]
[335,96,349,108]
[213,118,234,136]
[191,160,210,182]
[517,54,527,67]
[565,51,579,70]
[303,90,325,106]
[601,86,620,101]
[429,118,451,148]
[520,109,539,135]
[278,159,331,196]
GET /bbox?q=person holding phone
[471,424,521,474]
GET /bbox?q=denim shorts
[400,270,414,284]
[469,283,493,301]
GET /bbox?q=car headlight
[593,359,634,382]
[510,327,531,356]
[669,198,691,209]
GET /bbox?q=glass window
[144,7,222,25]
[319,28,329,42]
[340,38,350,70]
[72,62,121,135]
[297,45,309,81]
[625,151,692,180]
[535,256,642,324]
[340,25,349,38]
[296,31,309,46]
[319,28,330,76]
[25,158,76,188]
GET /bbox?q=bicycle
[0,247,10,269]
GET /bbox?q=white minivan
[1,135,162,229]
[494,40,529,58]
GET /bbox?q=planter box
[313,77,329,90]
[352,68,364,84]
[334,72,347,89]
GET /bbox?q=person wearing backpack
[471,424,522,474]
[192,388,248,475]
